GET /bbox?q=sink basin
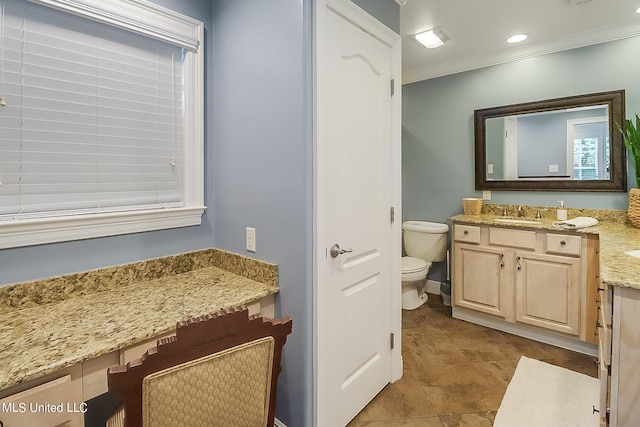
[625,250,640,258]
[494,218,542,225]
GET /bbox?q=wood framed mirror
[474,90,626,192]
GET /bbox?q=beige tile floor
[347,294,597,427]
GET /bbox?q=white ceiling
[400,0,640,84]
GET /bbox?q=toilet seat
[401,256,430,281]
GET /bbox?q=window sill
[0,206,206,249]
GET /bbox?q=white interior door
[315,1,402,426]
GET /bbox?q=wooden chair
[106,306,292,427]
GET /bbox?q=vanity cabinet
[598,285,640,427]
[453,222,596,352]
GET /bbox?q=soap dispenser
[557,201,567,221]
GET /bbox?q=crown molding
[403,22,640,84]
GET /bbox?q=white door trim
[313,0,402,424]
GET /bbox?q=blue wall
[516,108,607,178]
[402,36,640,226]
[211,0,312,425]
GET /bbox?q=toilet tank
[402,221,449,262]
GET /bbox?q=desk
[0,248,278,400]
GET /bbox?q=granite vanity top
[0,248,278,391]
[450,205,640,290]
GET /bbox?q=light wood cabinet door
[515,251,580,336]
[453,243,510,319]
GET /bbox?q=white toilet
[401,221,449,310]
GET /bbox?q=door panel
[515,252,580,335]
[454,244,509,319]
[316,2,399,426]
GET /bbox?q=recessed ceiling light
[636,6,640,13]
[413,28,449,49]
[507,34,528,44]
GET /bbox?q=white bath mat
[494,356,599,427]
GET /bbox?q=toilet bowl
[401,221,449,310]
[401,256,431,309]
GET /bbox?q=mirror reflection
[474,90,626,192]
[485,105,610,181]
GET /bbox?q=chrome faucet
[517,206,524,217]
[502,206,508,217]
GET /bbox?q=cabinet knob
[463,230,469,235]
[559,240,567,246]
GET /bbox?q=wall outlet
[246,227,256,252]
[487,163,494,174]
[549,164,559,173]
[483,190,491,200]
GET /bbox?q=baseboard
[425,279,442,295]
[453,306,598,357]
[274,418,287,427]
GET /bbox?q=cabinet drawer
[599,284,613,326]
[598,306,612,366]
[120,331,174,364]
[0,375,83,427]
[454,225,480,244]
[489,227,536,249]
[598,343,609,424]
[546,234,581,256]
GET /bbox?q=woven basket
[628,188,640,228]
[462,198,483,215]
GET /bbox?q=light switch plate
[246,227,256,252]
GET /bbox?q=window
[567,117,609,181]
[0,0,204,249]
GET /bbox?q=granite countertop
[0,248,278,391]
[450,205,640,290]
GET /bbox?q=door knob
[330,243,353,258]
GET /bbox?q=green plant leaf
[618,114,640,188]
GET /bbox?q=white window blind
[0,0,185,219]
[0,0,204,249]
